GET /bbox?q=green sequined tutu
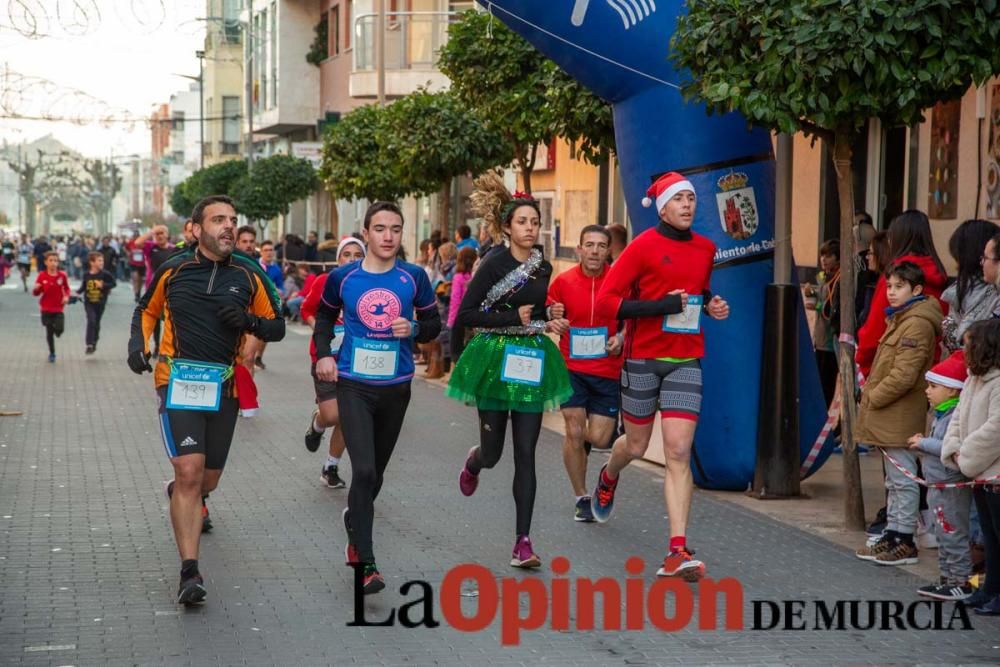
[446,332,572,412]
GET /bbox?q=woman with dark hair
[941,220,1000,351]
[856,210,949,376]
[447,172,572,569]
[856,231,891,327]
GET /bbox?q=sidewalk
[1,281,998,665]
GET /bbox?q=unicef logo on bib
[357,289,402,331]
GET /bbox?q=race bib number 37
[501,344,545,386]
[166,360,227,411]
[351,339,399,380]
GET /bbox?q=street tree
[672,0,1000,528]
[232,153,320,236]
[438,10,615,192]
[319,104,406,203]
[173,159,249,218]
[380,89,512,235]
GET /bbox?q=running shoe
[361,563,385,595]
[873,539,918,566]
[322,465,346,489]
[855,534,891,561]
[917,582,973,601]
[459,447,479,497]
[656,547,706,581]
[510,535,541,569]
[866,507,887,537]
[590,464,618,523]
[304,409,324,452]
[47,353,55,363]
[343,508,360,565]
[177,573,207,605]
[85,345,95,355]
[574,496,595,523]
[201,500,213,534]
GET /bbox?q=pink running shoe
[459,447,480,497]
[510,535,541,568]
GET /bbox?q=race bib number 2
[663,295,703,334]
[501,344,544,386]
[351,339,399,380]
[166,360,227,412]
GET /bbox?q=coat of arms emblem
[715,172,759,240]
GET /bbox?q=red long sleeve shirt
[547,264,623,380]
[855,253,948,376]
[33,270,70,313]
[596,225,715,360]
[301,272,345,364]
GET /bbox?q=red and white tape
[800,380,841,478]
[880,449,1000,489]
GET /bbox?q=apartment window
[223,0,241,42]
[329,5,340,56]
[222,96,240,153]
[171,111,185,130]
[345,0,352,49]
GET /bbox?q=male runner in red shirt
[33,251,71,363]
[591,172,730,580]
[547,225,624,522]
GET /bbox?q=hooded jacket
[941,368,1000,482]
[855,253,947,376]
[855,296,943,446]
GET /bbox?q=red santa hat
[925,351,967,390]
[641,171,695,212]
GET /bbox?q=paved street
[1,280,999,666]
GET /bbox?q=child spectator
[0,251,9,287]
[448,247,478,362]
[76,251,117,354]
[942,319,1000,614]
[909,353,972,600]
[32,251,70,363]
[855,261,943,565]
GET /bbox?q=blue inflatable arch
[479,0,835,489]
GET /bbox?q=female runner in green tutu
[447,172,572,568]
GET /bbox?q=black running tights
[336,377,411,563]
[974,488,1000,595]
[41,312,64,355]
[468,409,544,537]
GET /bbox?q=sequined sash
[477,248,546,335]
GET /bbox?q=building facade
[203,0,245,167]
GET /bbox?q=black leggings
[974,488,1000,595]
[85,302,105,346]
[469,409,544,537]
[41,312,64,355]
[336,377,411,563]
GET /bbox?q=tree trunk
[832,131,866,531]
[437,180,451,239]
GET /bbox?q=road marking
[24,644,76,652]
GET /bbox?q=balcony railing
[353,11,458,73]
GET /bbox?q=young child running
[33,251,70,363]
[908,353,973,600]
[942,319,1000,615]
[77,251,117,354]
[855,261,942,565]
[447,172,572,569]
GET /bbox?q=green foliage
[319,104,407,202]
[232,154,320,222]
[671,0,1000,138]
[170,185,196,218]
[177,159,248,212]
[381,89,512,196]
[438,11,615,182]
[306,18,328,67]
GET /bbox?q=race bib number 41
[501,344,545,386]
[166,360,228,411]
[351,338,399,380]
[570,327,608,359]
[663,295,703,334]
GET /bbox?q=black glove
[218,305,259,333]
[127,348,152,374]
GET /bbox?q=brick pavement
[1,278,999,666]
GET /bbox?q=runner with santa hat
[590,171,730,580]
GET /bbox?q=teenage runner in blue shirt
[312,202,441,595]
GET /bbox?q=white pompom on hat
[641,171,695,212]
[337,236,366,258]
